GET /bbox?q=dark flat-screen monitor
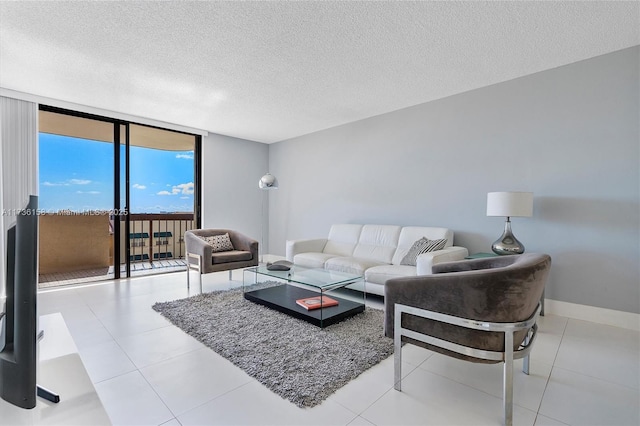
[0,195,38,409]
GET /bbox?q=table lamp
[487,191,533,255]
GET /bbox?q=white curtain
[0,96,38,297]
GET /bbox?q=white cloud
[174,182,194,195]
[176,153,194,160]
[68,179,91,185]
[133,183,146,190]
[76,190,100,194]
[180,196,190,199]
[42,178,91,186]
[157,182,194,196]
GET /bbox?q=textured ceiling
[1,1,638,143]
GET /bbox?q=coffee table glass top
[244,265,363,291]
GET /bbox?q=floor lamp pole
[260,189,265,264]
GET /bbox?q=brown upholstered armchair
[184,229,258,289]
[385,253,551,426]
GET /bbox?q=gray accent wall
[201,133,269,249]
[268,46,640,314]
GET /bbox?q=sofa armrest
[228,230,259,260]
[432,255,517,274]
[385,272,481,337]
[416,246,469,275]
[286,238,328,262]
[184,231,212,263]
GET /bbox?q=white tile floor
[0,313,112,425]
[30,270,639,426]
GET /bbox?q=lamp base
[491,218,525,255]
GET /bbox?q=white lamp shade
[258,173,279,190]
[487,192,533,217]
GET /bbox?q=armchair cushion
[211,250,253,264]
[202,233,234,252]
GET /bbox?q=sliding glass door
[121,124,198,277]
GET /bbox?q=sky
[39,133,194,213]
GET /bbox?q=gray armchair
[385,253,551,426]
[184,229,258,288]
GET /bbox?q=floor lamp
[258,173,279,263]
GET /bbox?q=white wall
[268,46,640,314]
[201,133,269,248]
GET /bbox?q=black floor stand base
[37,385,60,403]
[35,329,60,404]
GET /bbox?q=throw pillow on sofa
[401,237,447,266]
[202,233,235,252]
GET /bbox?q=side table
[465,252,499,259]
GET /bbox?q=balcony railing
[123,213,195,264]
[38,212,196,284]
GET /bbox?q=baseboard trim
[545,299,640,331]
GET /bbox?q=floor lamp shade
[487,192,533,255]
[259,173,279,190]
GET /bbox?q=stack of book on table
[295,295,339,310]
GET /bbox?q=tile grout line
[533,316,570,424]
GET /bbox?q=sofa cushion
[365,264,417,285]
[392,227,453,265]
[400,237,448,266]
[352,225,401,264]
[202,233,234,252]
[323,224,363,256]
[211,250,252,264]
[293,252,338,269]
[325,256,387,276]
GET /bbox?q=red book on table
[295,295,339,310]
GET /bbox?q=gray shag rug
[152,284,393,408]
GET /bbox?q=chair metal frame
[186,252,234,291]
[393,302,540,426]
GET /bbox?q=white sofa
[286,224,469,296]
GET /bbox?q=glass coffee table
[243,265,365,328]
